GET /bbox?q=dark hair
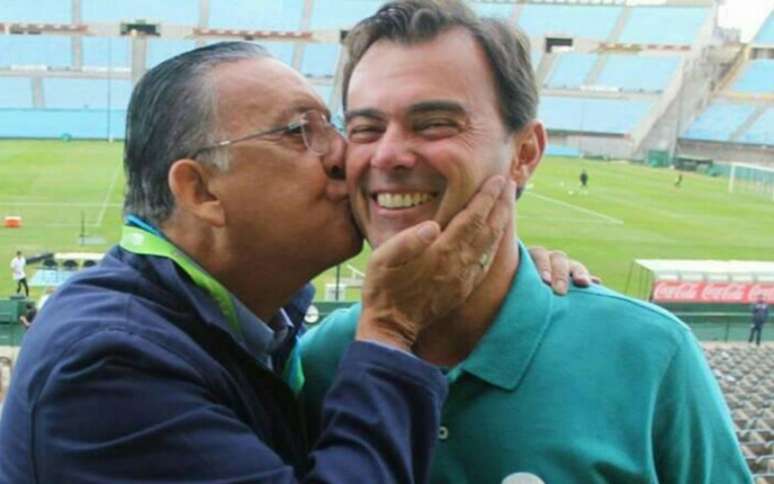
[123,41,269,224]
[342,0,537,133]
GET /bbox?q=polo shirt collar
[450,241,554,391]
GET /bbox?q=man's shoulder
[561,283,691,344]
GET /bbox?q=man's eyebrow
[407,100,466,116]
[344,108,385,123]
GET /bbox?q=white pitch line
[526,192,624,225]
[95,166,122,227]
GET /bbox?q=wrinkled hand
[528,246,600,295]
[356,177,516,352]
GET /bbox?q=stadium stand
[733,59,774,94]
[545,53,597,89]
[0,0,70,23]
[0,36,71,68]
[682,102,758,142]
[0,79,32,109]
[618,6,709,44]
[517,4,623,40]
[539,96,654,134]
[704,345,774,482]
[595,55,681,92]
[209,0,300,30]
[0,0,768,162]
[82,38,131,68]
[43,79,131,110]
[81,0,197,24]
[754,13,774,44]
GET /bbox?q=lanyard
[119,222,304,394]
[120,224,242,339]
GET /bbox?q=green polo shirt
[301,244,751,484]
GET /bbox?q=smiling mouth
[374,192,438,210]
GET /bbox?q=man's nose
[321,131,346,180]
[370,126,418,171]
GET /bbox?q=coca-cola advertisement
[652,281,774,304]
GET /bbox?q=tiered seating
[754,14,774,44]
[595,55,681,92]
[682,102,757,142]
[619,6,708,44]
[301,44,340,78]
[0,36,71,67]
[43,79,131,109]
[82,38,131,68]
[147,40,197,69]
[82,0,197,24]
[309,0,383,29]
[209,0,299,30]
[733,60,774,94]
[704,345,774,481]
[539,96,654,134]
[0,0,71,23]
[545,53,596,89]
[0,109,125,138]
[0,79,32,108]
[738,109,774,146]
[517,5,623,40]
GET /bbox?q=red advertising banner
[652,281,774,304]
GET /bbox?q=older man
[301,2,751,483]
[0,41,521,482]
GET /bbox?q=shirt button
[438,425,449,440]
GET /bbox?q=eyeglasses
[191,110,338,160]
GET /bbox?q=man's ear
[509,120,546,191]
[168,159,226,227]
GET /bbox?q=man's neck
[413,232,519,368]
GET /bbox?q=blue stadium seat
[209,0,302,30]
[682,102,757,142]
[0,79,33,108]
[619,7,708,44]
[147,40,197,69]
[732,60,774,94]
[0,0,71,23]
[539,96,653,134]
[301,44,340,78]
[470,3,513,20]
[545,53,597,89]
[517,5,623,40]
[309,0,383,29]
[545,144,582,157]
[43,79,131,110]
[82,37,131,68]
[738,109,774,145]
[0,109,126,139]
[0,36,71,67]
[754,13,774,44]
[82,0,197,24]
[596,55,681,92]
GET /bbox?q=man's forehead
[213,57,328,122]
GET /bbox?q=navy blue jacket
[0,246,447,483]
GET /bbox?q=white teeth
[376,192,435,209]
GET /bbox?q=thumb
[370,221,440,268]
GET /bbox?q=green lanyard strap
[119,225,304,394]
[120,226,242,338]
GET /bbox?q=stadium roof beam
[192,28,314,43]
[2,23,87,35]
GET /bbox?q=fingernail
[541,271,551,282]
[417,222,439,243]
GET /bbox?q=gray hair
[342,0,537,133]
[123,41,269,225]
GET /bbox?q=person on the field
[10,251,28,297]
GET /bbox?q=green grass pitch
[2,139,773,303]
